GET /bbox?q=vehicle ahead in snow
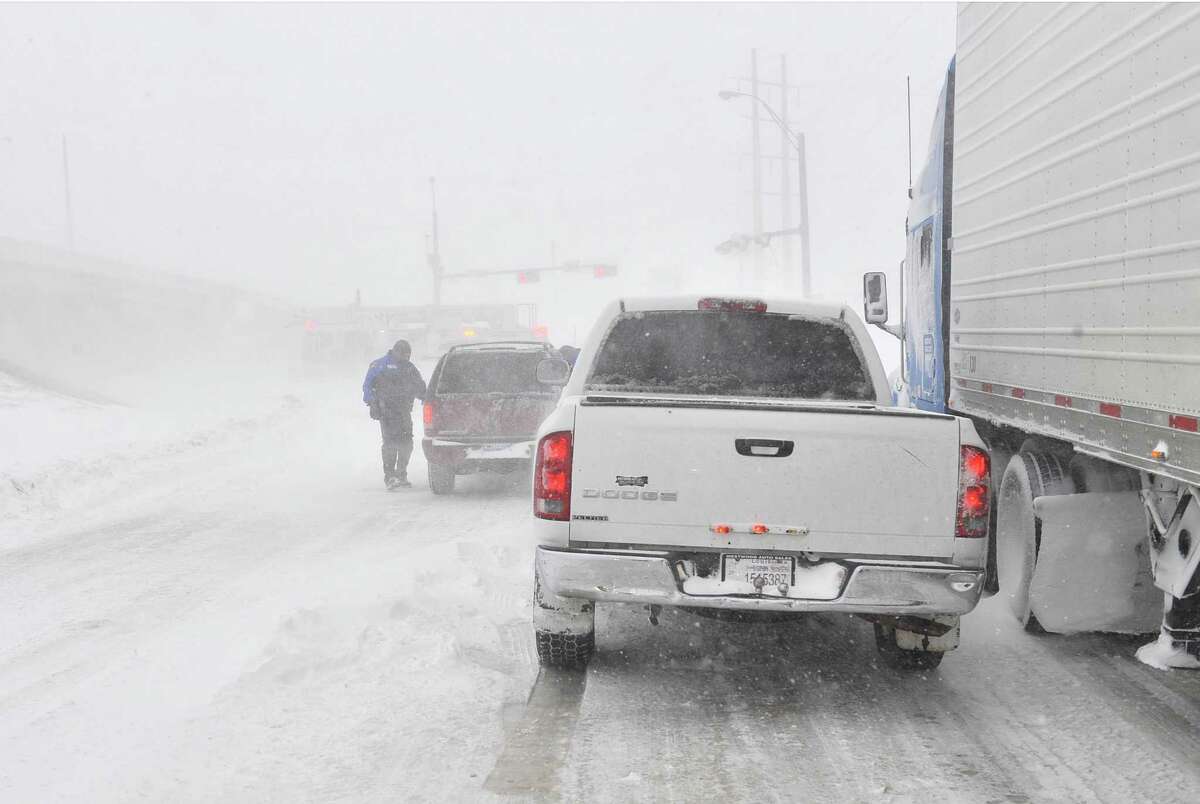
[531,296,992,670]
[421,341,567,494]
[871,2,1200,668]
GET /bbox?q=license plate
[721,554,795,589]
[465,442,532,459]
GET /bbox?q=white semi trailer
[864,2,1200,667]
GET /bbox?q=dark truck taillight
[956,445,991,538]
[534,431,573,520]
[422,401,435,431]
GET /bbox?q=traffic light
[516,271,541,284]
[593,264,618,279]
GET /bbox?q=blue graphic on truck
[901,58,954,413]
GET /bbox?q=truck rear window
[435,350,551,395]
[584,311,875,400]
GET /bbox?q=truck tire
[535,629,595,670]
[1068,454,1138,494]
[873,624,944,671]
[428,462,456,495]
[995,451,1074,631]
[533,571,596,670]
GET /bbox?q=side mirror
[863,270,902,339]
[536,357,571,386]
[863,271,888,323]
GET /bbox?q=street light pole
[718,90,811,296]
[778,55,793,288]
[62,134,75,252]
[796,131,811,298]
[750,50,763,286]
[429,176,442,312]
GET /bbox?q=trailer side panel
[949,1,1200,485]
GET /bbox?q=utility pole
[778,55,793,292]
[750,49,763,285]
[797,132,812,297]
[907,75,914,199]
[61,134,75,251]
[428,176,442,312]
[723,52,811,295]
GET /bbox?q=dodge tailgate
[569,397,960,559]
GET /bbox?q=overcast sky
[0,1,955,337]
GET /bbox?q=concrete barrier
[0,239,297,405]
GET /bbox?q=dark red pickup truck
[421,341,565,494]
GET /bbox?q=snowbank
[0,379,540,801]
[0,368,303,544]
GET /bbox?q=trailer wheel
[1068,454,1138,493]
[995,451,1074,631]
[983,445,1015,597]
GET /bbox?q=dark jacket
[363,354,426,418]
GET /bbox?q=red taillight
[422,402,435,430]
[751,523,769,534]
[956,445,990,538]
[697,297,767,313]
[534,431,573,520]
[962,448,988,481]
[962,486,987,515]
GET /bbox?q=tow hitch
[858,614,955,637]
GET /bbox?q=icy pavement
[1,379,1199,802]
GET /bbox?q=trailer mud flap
[1030,492,1160,634]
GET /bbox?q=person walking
[557,344,580,369]
[362,339,427,489]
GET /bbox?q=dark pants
[380,416,414,480]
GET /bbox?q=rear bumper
[421,437,534,469]
[535,546,984,616]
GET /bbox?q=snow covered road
[499,605,1200,803]
[2,380,1199,802]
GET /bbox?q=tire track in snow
[484,668,588,797]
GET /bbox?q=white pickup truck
[531,296,993,670]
